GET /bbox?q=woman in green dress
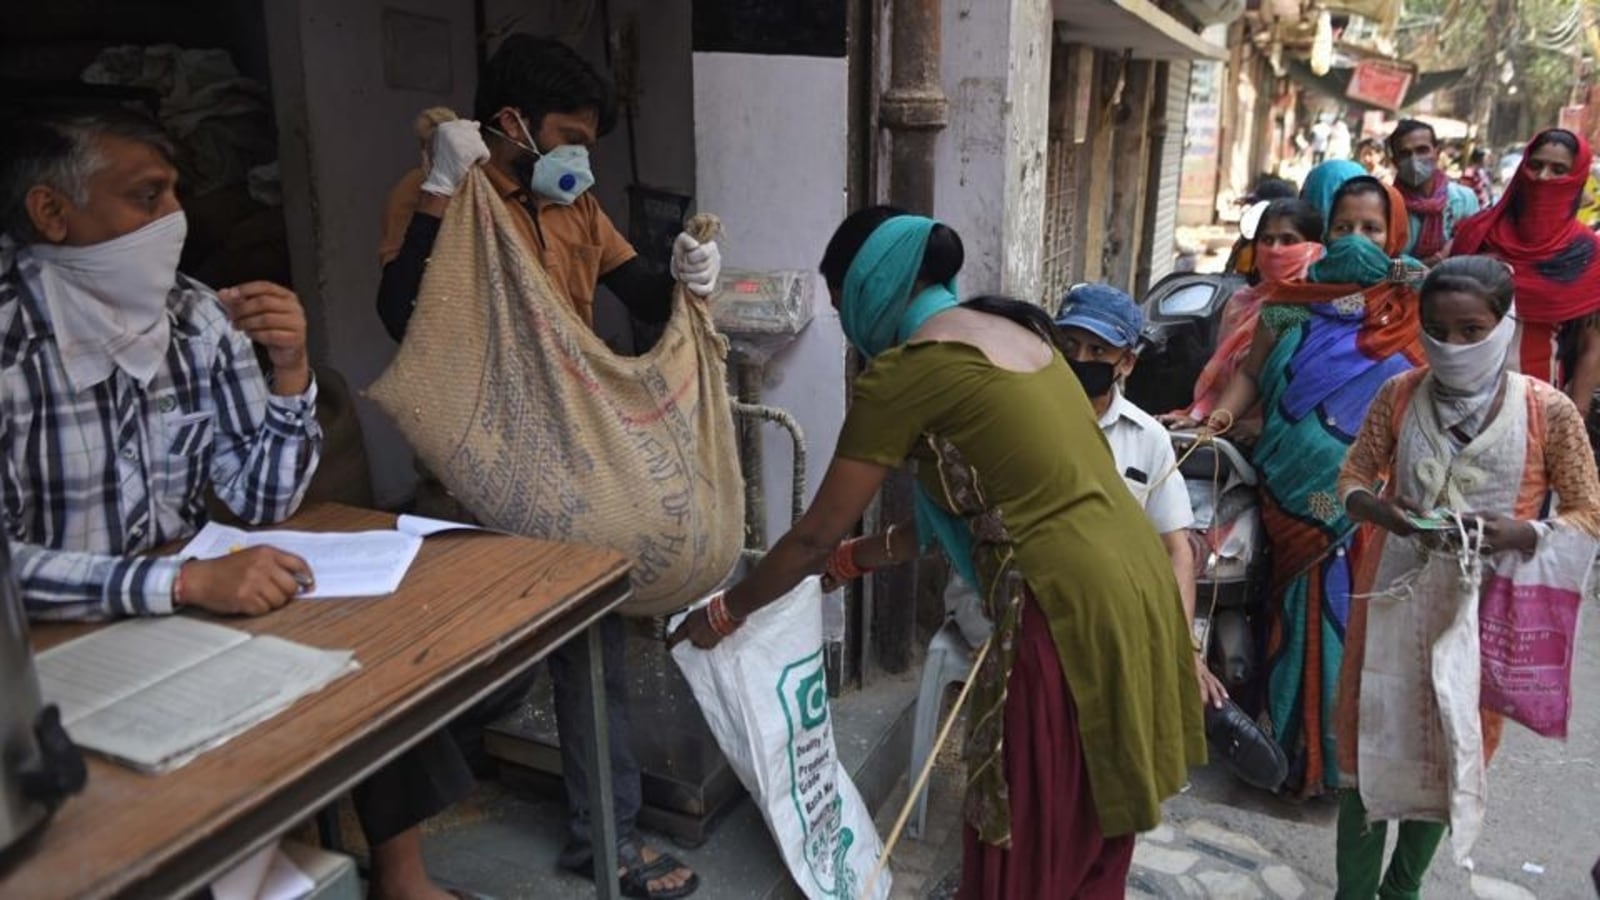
[670,207,1205,898]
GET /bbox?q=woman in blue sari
[1193,174,1425,795]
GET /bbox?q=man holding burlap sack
[375,36,718,900]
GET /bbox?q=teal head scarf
[837,215,977,586]
[1300,160,1367,228]
[839,216,959,357]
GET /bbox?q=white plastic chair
[906,618,974,840]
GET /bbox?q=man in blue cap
[1055,284,1227,707]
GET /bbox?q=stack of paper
[181,523,423,599]
[179,515,487,600]
[36,618,356,772]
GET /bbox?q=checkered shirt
[0,244,321,620]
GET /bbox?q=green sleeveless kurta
[835,341,1205,839]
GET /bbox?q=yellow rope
[1136,418,1233,505]
[861,636,992,900]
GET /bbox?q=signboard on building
[1178,62,1223,227]
[1346,59,1415,110]
[1559,92,1600,153]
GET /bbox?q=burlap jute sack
[368,164,743,617]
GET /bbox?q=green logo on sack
[795,670,828,729]
[778,648,853,896]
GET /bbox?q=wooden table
[2,503,633,899]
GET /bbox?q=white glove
[420,120,490,198]
[671,233,722,298]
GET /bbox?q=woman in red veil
[1452,129,1600,417]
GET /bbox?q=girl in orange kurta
[1334,257,1600,898]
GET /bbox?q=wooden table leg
[583,622,621,900]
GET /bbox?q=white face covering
[29,210,187,390]
[1420,305,1517,434]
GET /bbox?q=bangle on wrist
[1206,408,1235,432]
[828,540,869,583]
[722,591,745,624]
[706,591,741,636]
[883,524,899,565]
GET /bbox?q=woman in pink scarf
[1165,198,1324,433]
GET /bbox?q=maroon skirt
[957,600,1135,900]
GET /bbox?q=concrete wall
[693,52,851,547]
[934,0,1052,300]
[1000,0,1052,301]
[265,0,477,506]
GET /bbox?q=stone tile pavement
[876,763,1329,900]
[868,684,1330,900]
[1126,817,1315,899]
[873,621,1600,899]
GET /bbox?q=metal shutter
[1041,42,1087,308]
[1041,127,1081,307]
[1144,59,1192,293]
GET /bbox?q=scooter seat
[1173,439,1257,487]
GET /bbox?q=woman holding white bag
[1334,256,1600,897]
[670,207,1205,899]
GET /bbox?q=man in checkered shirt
[1,106,473,900]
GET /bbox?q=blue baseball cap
[1054,283,1143,349]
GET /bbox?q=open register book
[36,617,357,773]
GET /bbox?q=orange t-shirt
[378,164,635,328]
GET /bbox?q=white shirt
[1096,388,1194,535]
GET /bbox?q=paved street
[880,594,1600,899]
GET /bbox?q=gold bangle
[1206,408,1235,432]
[883,523,898,564]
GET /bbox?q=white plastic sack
[1358,547,1487,866]
[670,577,890,900]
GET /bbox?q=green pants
[1335,790,1447,900]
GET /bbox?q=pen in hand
[180,547,312,616]
[229,543,313,591]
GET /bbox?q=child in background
[1055,285,1229,709]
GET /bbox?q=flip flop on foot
[562,840,699,899]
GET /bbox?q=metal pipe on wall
[880,0,949,212]
[872,0,948,673]
[734,359,768,551]
[732,400,808,530]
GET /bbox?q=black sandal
[560,842,701,900]
[1205,698,1289,791]
[616,844,700,900]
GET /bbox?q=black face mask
[1067,358,1118,398]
